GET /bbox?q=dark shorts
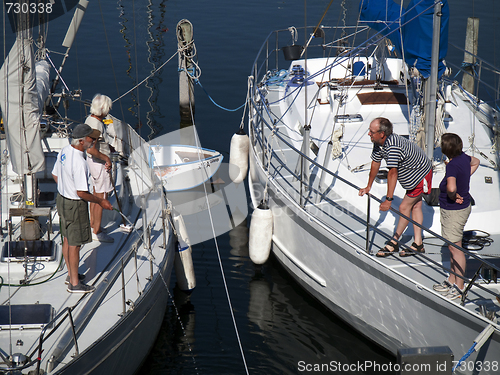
[406,169,433,198]
[56,193,92,247]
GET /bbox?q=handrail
[248,28,500,305]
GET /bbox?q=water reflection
[140,285,198,374]
[117,0,168,139]
[145,0,168,140]
[245,260,397,374]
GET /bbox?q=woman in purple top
[434,133,479,300]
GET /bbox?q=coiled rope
[462,230,494,251]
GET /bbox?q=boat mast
[423,1,442,162]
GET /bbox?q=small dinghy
[149,144,223,191]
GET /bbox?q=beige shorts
[87,156,113,193]
[440,205,472,243]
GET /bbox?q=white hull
[51,257,172,375]
[247,21,500,374]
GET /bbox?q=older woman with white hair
[85,94,114,243]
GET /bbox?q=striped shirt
[371,134,431,190]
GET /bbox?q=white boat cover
[0,31,45,175]
[35,60,51,111]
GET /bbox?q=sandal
[399,242,425,257]
[376,240,399,257]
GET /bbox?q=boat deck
[251,84,500,323]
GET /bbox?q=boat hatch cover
[1,240,55,262]
[0,304,53,329]
[357,92,407,105]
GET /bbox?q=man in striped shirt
[359,117,432,257]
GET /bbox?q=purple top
[439,152,471,210]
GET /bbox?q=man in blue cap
[52,123,113,293]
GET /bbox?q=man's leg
[393,194,421,241]
[410,197,423,246]
[68,244,82,286]
[62,236,70,276]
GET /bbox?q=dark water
[2,1,499,374]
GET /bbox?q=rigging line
[237,77,252,130]
[113,51,178,104]
[195,80,245,112]
[45,52,72,94]
[398,0,412,122]
[315,1,348,97]
[97,0,126,121]
[185,102,250,375]
[132,0,142,139]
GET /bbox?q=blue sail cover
[359,0,449,79]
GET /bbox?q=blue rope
[196,80,245,112]
[452,343,476,373]
[266,69,289,86]
[453,61,480,79]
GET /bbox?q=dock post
[462,17,479,94]
[177,19,195,124]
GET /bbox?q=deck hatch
[0,304,53,329]
[1,240,55,262]
[357,91,407,105]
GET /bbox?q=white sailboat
[0,1,177,374]
[246,0,500,372]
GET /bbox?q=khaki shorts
[440,205,472,243]
[57,193,92,247]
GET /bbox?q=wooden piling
[177,19,195,123]
[462,17,479,94]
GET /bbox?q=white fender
[173,213,196,292]
[249,202,273,264]
[229,129,249,184]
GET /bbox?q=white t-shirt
[52,144,90,200]
[85,115,111,159]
